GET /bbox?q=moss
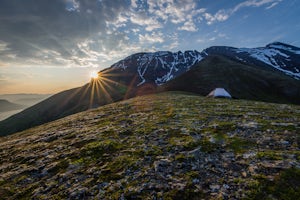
[175,154,186,162]
[145,146,163,156]
[100,155,139,181]
[169,135,195,149]
[186,171,199,180]
[14,183,38,200]
[165,107,176,118]
[71,157,85,165]
[163,184,205,200]
[48,159,69,174]
[119,129,133,136]
[257,151,283,160]
[82,139,122,160]
[212,121,236,132]
[0,186,15,197]
[227,137,255,153]
[246,168,300,200]
[198,139,220,153]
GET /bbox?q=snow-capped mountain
[106,42,300,86]
[204,42,300,80]
[109,50,204,85]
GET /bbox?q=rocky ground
[0,92,299,199]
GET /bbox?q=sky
[0,0,299,94]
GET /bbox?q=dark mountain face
[159,55,300,104]
[1,42,300,136]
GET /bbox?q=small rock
[210,184,220,192]
[193,178,200,184]
[154,159,171,172]
[241,171,247,178]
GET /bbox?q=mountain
[0,42,299,136]
[204,42,300,80]
[105,42,300,86]
[0,99,25,112]
[0,94,51,106]
[0,94,51,121]
[0,82,127,136]
[108,50,204,86]
[0,92,299,199]
[159,55,300,104]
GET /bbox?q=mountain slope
[0,92,299,199]
[0,99,25,112]
[160,55,300,104]
[0,81,127,136]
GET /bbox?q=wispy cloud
[232,0,282,13]
[203,0,282,25]
[265,1,282,9]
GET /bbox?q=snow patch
[234,47,300,79]
[269,44,300,54]
[111,50,203,86]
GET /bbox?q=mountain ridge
[0,99,25,112]
[0,42,299,136]
[104,42,300,86]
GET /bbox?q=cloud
[232,0,282,13]
[203,0,282,25]
[265,1,281,9]
[130,0,204,32]
[139,32,164,44]
[178,21,198,32]
[204,10,229,25]
[0,0,131,68]
[129,12,162,31]
[0,0,285,69]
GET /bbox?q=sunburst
[90,71,99,79]
[88,70,127,108]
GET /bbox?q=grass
[246,168,300,200]
[0,92,299,199]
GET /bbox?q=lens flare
[90,71,99,79]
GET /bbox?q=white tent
[207,88,232,98]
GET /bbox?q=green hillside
[0,92,299,199]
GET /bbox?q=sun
[90,71,99,79]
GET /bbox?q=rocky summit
[0,92,299,199]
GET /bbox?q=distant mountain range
[0,94,51,106]
[0,42,300,136]
[0,99,25,112]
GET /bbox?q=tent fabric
[207,88,232,98]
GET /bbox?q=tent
[207,88,232,98]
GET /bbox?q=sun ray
[89,79,96,108]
